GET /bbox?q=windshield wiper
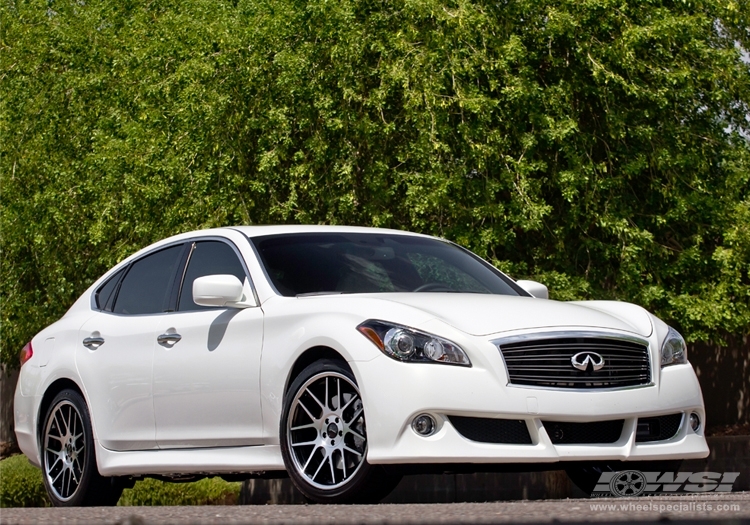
[296,291,345,297]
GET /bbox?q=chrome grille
[497,335,651,389]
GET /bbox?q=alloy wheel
[43,400,86,501]
[286,371,367,490]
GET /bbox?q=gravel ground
[1,492,749,525]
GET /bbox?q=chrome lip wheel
[287,371,367,490]
[44,400,86,501]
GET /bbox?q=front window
[250,233,523,297]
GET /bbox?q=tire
[40,389,124,506]
[565,460,683,496]
[280,359,401,503]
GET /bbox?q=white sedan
[14,225,709,505]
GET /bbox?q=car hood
[364,293,653,337]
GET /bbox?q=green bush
[0,454,240,507]
[118,477,241,506]
[0,455,49,508]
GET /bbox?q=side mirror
[193,274,252,308]
[516,280,549,299]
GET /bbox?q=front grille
[542,419,624,444]
[497,336,651,389]
[450,416,532,444]
[636,413,683,442]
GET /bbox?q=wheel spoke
[346,406,364,424]
[51,465,65,484]
[290,423,316,431]
[64,406,73,437]
[347,428,366,441]
[64,468,72,498]
[341,393,358,412]
[328,454,336,483]
[340,450,347,479]
[70,412,77,444]
[74,456,84,474]
[297,399,318,423]
[70,466,79,485]
[46,453,62,471]
[324,377,329,411]
[337,378,342,411]
[343,445,363,457]
[291,439,319,447]
[305,388,325,411]
[53,411,65,437]
[311,451,329,481]
[301,446,319,472]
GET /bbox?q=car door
[152,238,264,448]
[76,243,185,451]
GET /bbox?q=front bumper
[357,339,709,465]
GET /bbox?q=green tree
[2,0,749,365]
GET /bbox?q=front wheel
[280,359,401,503]
[41,389,124,506]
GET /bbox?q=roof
[228,224,432,239]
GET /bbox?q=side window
[113,245,184,315]
[178,241,247,311]
[95,268,125,311]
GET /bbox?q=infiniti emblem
[571,351,605,372]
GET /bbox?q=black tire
[565,459,683,496]
[40,389,124,506]
[280,359,401,503]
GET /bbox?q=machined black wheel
[41,389,124,506]
[280,360,401,503]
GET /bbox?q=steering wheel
[413,282,455,292]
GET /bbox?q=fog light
[412,414,437,436]
[689,413,701,432]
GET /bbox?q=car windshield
[250,232,523,297]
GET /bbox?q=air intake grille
[498,336,651,389]
[542,419,624,444]
[450,416,532,444]
[636,413,683,442]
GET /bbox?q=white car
[14,225,709,505]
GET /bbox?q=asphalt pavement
[1,492,749,525]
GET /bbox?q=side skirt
[95,442,285,477]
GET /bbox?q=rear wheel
[41,389,124,506]
[280,359,401,503]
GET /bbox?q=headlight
[661,327,688,367]
[357,320,471,367]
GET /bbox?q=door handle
[82,337,105,350]
[157,333,182,346]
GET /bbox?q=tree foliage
[2,0,749,365]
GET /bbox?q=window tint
[407,253,489,293]
[251,233,522,297]
[178,241,247,311]
[95,268,125,311]
[113,245,184,315]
